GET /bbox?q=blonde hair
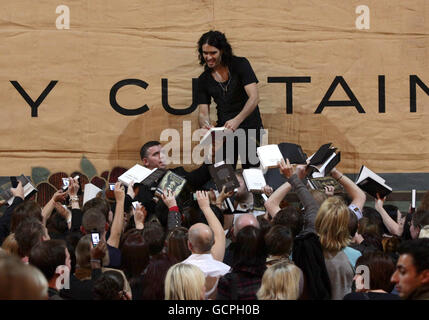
[1,233,19,257]
[315,196,350,252]
[0,253,48,299]
[257,261,302,300]
[164,263,205,300]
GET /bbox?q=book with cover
[199,127,229,146]
[208,161,240,193]
[277,142,308,164]
[355,165,392,198]
[118,164,156,186]
[0,174,38,205]
[155,170,187,198]
[257,144,284,172]
[307,176,344,194]
[83,183,102,205]
[307,143,341,177]
[243,168,267,193]
[139,168,167,187]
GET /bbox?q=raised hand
[196,190,211,210]
[161,189,177,208]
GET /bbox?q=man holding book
[196,30,263,169]
[123,141,212,217]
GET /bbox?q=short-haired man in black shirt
[196,30,264,169]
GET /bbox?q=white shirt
[182,253,230,278]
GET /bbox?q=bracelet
[90,259,101,264]
[69,195,79,202]
[336,175,343,182]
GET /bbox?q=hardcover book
[243,168,267,193]
[155,170,187,198]
[208,161,240,193]
[307,143,341,177]
[307,176,344,194]
[139,168,167,187]
[0,174,38,205]
[83,183,102,205]
[118,164,156,186]
[256,144,284,172]
[355,165,392,198]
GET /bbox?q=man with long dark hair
[196,30,263,169]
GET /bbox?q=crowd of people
[0,139,428,301]
[1,30,428,301]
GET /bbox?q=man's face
[142,145,166,170]
[391,254,424,298]
[202,44,222,69]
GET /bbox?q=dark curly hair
[197,30,234,70]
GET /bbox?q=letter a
[56,5,70,30]
[355,5,370,30]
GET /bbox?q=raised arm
[330,167,366,216]
[279,158,320,234]
[196,190,225,262]
[0,182,24,244]
[264,181,292,219]
[41,189,67,226]
[375,195,404,236]
[161,189,182,232]
[107,181,125,248]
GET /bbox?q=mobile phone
[132,201,139,209]
[62,178,70,191]
[109,183,115,191]
[10,176,18,188]
[91,232,100,248]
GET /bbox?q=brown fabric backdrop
[1,0,428,176]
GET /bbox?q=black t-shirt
[196,56,263,129]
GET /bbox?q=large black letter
[110,79,150,116]
[10,80,58,117]
[315,76,365,113]
[378,75,385,113]
[161,78,199,115]
[410,75,429,113]
[267,77,311,114]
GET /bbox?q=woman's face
[202,43,222,69]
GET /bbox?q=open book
[208,161,240,193]
[199,127,229,146]
[257,144,284,172]
[307,143,341,178]
[118,164,157,186]
[0,175,38,205]
[355,165,392,198]
[243,168,266,193]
